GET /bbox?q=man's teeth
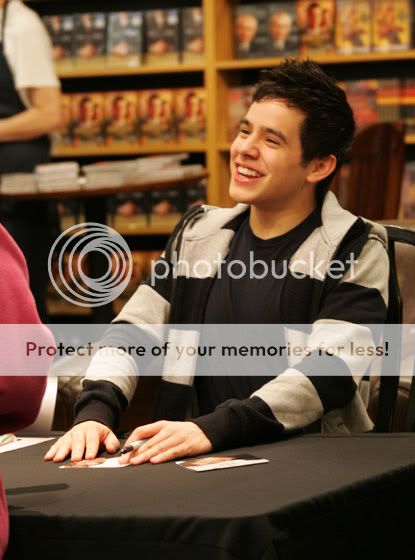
[237,165,262,178]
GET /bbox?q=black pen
[119,438,148,454]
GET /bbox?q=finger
[129,435,179,465]
[150,444,188,464]
[131,428,174,456]
[44,438,61,460]
[71,429,86,462]
[124,421,165,447]
[84,429,101,460]
[104,431,120,454]
[51,436,72,463]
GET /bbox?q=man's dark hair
[252,59,355,201]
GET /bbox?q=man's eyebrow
[239,118,288,144]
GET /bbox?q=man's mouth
[235,165,264,179]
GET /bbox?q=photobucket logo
[48,223,132,307]
[150,251,358,284]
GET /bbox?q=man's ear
[306,155,337,184]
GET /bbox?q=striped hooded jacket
[75,192,389,449]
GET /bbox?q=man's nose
[238,136,259,158]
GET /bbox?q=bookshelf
[29,0,415,209]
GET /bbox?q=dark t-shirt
[196,206,322,414]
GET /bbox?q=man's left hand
[119,420,212,465]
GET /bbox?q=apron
[0,0,57,321]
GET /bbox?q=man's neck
[249,197,317,239]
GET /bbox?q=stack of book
[43,7,204,72]
[0,173,37,194]
[35,162,80,192]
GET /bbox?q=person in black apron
[0,0,60,321]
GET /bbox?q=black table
[2,434,415,560]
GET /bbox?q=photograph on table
[177,454,269,472]
[233,4,269,59]
[144,9,180,65]
[266,2,299,56]
[43,14,75,71]
[139,90,175,143]
[73,12,107,67]
[181,7,204,64]
[107,11,143,68]
[335,0,371,55]
[71,93,105,146]
[104,91,139,146]
[372,0,411,52]
[297,0,335,54]
[175,88,206,142]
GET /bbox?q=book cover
[43,15,75,71]
[71,93,105,146]
[149,189,186,227]
[399,162,415,219]
[104,91,139,145]
[233,4,269,59]
[108,192,149,232]
[144,10,180,65]
[227,86,255,142]
[139,90,176,143]
[266,2,299,56]
[376,79,402,123]
[73,12,107,68]
[335,0,371,55]
[345,80,379,129]
[181,7,204,64]
[52,94,73,150]
[373,0,411,52]
[175,88,206,142]
[107,12,143,68]
[297,0,335,54]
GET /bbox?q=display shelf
[52,143,207,158]
[57,63,205,79]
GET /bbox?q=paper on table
[176,454,269,472]
[59,457,129,469]
[0,437,54,454]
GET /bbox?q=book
[372,0,411,52]
[43,15,75,71]
[227,86,255,142]
[149,189,186,228]
[297,0,335,54]
[376,79,401,123]
[233,4,269,59]
[144,10,180,65]
[266,2,299,56]
[181,7,204,64]
[52,94,73,150]
[107,12,143,68]
[108,192,149,232]
[345,80,379,129]
[175,88,206,142]
[139,90,176,143]
[399,162,415,219]
[71,93,105,146]
[73,13,107,68]
[335,0,371,55]
[104,91,139,145]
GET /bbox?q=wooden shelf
[218,143,231,152]
[113,225,174,236]
[57,63,205,79]
[52,143,207,158]
[216,51,415,71]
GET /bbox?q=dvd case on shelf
[175,88,206,142]
[139,90,176,143]
[266,2,299,56]
[335,0,371,55]
[71,93,105,146]
[373,0,411,52]
[107,11,143,68]
[73,12,107,67]
[297,0,335,54]
[144,9,180,65]
[181,7,204,64]
[104,91,139,145]
[233,4,269,59]
[43,14,75,71]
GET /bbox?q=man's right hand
[43,421,120,463]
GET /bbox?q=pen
[120,439,148,455]
[0,433,16,447]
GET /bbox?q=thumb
[104,431,120,453]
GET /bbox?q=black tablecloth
[2,434,415,560]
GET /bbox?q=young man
[45,59,389,465]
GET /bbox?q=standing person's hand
[44,421,119,462]
[119,420,212,465]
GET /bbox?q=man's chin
[229,183,255,205]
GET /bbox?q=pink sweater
[0,224,49,558]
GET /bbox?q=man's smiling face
[229,99,315,210]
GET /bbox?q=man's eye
[239,129,250,136]
[267,138,280,145]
